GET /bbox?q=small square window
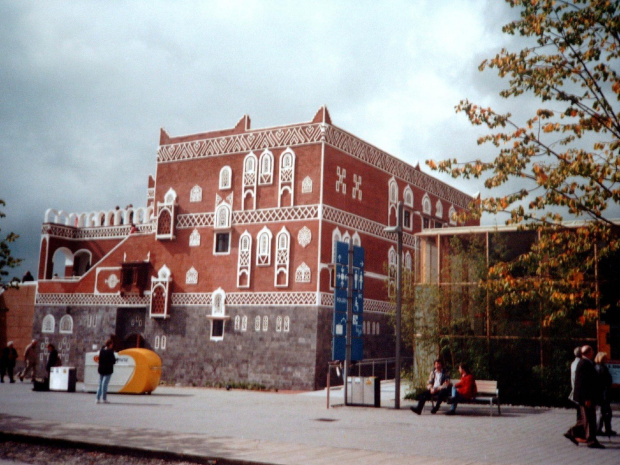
[215,232,230,254]
[423,218,430,230]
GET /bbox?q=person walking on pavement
[96,339,116,404]
[18,339,38,382]
[1,341,18,383]
[410,359,451,415]
[564,345,604,449]
[594,352,616,438]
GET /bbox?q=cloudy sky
[1,0,525,282]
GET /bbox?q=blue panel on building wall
[335,288,348,312]
[353,245,364,269]
[336,241,349,265]
[352,313,363,337]
[352,337,363,361]
[353,292,363,314]
[332,335,346,361]
[335,264,348,289]
[333,311,348,337]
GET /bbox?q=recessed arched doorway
[122,333,150,350]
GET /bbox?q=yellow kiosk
[84,348,162,394]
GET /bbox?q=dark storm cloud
[0,0,524,281]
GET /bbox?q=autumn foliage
[431,0,620,323]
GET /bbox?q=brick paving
[0,381,617,465]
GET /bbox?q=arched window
[59,315,73,334]
[275,227,290,287]
[436,200,443,219]
[190,185,202,202]
[256,227,272,266]
[404,185,414,207]
[42,315,55,334]
[422,194,432,215]
[449,205,457,225]
[219,166,232,190]
[258,150,274,185]
[186,267,198,284]
[215,204,231,229]
[295,262,311,283]
[237,231,252,288]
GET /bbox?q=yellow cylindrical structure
[118,348,162,394]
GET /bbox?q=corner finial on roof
[234,114,251,132]
[311,105,332,124]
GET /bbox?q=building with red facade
[34,107,478,390]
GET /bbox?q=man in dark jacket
[96,339,116,404]
[1,341,18,383]
[564,345,604,449]
[410,359,451,415]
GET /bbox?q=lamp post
[384,201,403,409]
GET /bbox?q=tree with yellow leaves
[432,0,620,324]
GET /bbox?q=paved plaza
[0,380,618,464]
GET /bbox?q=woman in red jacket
[446,363,477,415]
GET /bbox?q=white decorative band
[42,223,154,240]
[36,293,150,307]
[322,206,417,248]
[172,291,318,307]
[177,205,319,229]
[157,122,472,209]
[318,292,393,314]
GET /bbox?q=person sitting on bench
[410,359,451,415]
[446,363,477,415]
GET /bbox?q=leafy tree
[430,0,620,322]
[0,199,22,288]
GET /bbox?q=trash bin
[84,348,162,394]
[346,376,380,407]
[50,367,77,392]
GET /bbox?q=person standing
[45,344,60,378]
[564,345,604,449]
[445,363,477,415]
[19,339,38,382]
[595,352,616,437]
[410,359,451,415]
[96,339,116,404]
[1,341,18,383]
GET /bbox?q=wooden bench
[432,379,501,416]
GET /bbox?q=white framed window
[259,150,274,185]
[237,231,252,288]
[276,316,283,332]
[214,204,231,229]
[275,227,290,287]
[186,267,198,285]
[242,315,248,331]
[295,262,311,283]
[255,316,261,331]
[256,226,272,266]
[209,288,228,341]
[214,232,230,254]
[422,194,432,215]
[42,315,55,334]
[262,316,269,331]
[449,205,457,225]
[284,316,290,332]
[436,200,443,219]
[234,315,241,331]
[302,176,312,193]
[59,315,73,334]
[404,185,414,207]
[219,166,232,190]
[189,229,201,247]
[190,185,202,203]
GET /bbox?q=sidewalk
[0,380,618,465]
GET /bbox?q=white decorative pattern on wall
[186,267,198,284]
[336,166,346,194]
[189,229,201,247]
[352,174,362,201]
[256,226,272,266]
[259,150,274,185]
[190,185,202,203]
[237,231,252,287]
[302,176,313,193]
[295,262,311,283]
[297,226,311,248]
[275,227,290,287]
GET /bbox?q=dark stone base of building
[33,305,395,391]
